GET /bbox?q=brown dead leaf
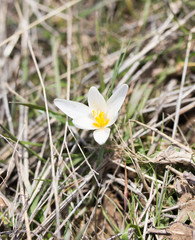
[177,199,195,228]
[149,222,195,240]
[167,222,195,240]
[178,193,193,204]
[174,170,195,196]
[87,191,123,239]
[175,177,194,196]
[175,179,186,195]
[0,196,7,208]
[151,147,194,167]
[183,172,195,185]
[0,192,13,217]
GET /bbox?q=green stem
[96,145,105,168]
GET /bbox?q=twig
[27,35,60,236]
[0,0,82,48]
[172,31,192,139]
[34,172,94,234]
[115,123,151,193]
[14,155,32,240]
[131,119,193,153]
[54,188,93,234]
[113,160,163,184]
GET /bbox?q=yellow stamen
[92,110,109,128]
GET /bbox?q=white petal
[54,99,91,119]
[107,84,128,113]
[88,87,107,112]
[107,112,118,127]
[73,117,96,130]
[93,128,110,145]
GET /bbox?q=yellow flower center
[92,110,109,128]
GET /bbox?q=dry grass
[0,0,195,239]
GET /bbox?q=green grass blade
[0,124,46,162]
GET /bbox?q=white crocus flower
[54,84,128,145]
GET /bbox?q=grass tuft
[0,0,195,239]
